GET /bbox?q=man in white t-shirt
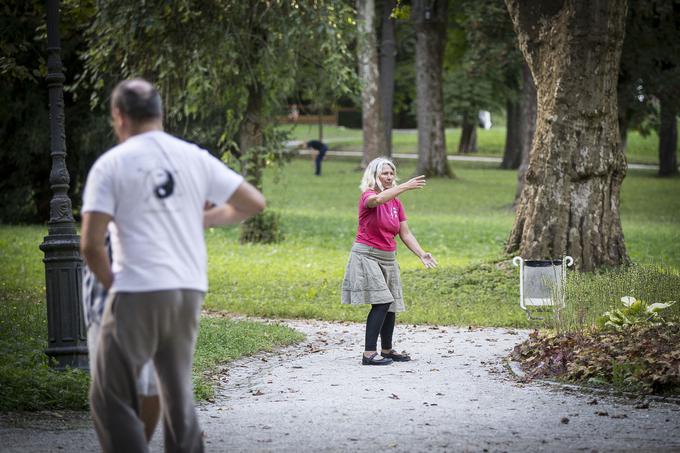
[81,78,265,453]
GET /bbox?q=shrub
[240,210,284,244]
[555,264,680,333]
[596,296,675,331]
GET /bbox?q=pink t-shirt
[355,190,407,252]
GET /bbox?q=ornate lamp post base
[40,233,88,369]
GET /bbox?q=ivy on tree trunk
[238,84,282,244]
[505,0,629,271]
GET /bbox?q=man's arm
[80,212,114,289]
[204,180,266,228]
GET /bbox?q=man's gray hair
[111,78,162,123]
[359,157,397,192]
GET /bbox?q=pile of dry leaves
[512,324,680,394]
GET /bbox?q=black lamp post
[39,0,88,370]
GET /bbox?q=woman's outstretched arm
[398,221,437,268]
[365,175,427,208]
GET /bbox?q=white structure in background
[512,256,574,319]
[478,110,492,130]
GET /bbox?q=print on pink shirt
[355,190,407,252]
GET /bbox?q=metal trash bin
[512,256,574,319]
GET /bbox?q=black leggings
[364,303,396,351]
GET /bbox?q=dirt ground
[2,319,680,452]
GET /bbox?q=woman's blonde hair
[359,157,397,192]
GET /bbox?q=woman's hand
[400,175,427,191]
[420,252,438,269]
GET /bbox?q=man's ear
[111,107,123,127]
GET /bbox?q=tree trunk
[514,62,537,207]
[357,0,385,167]
[505,0,629,271]
[501,99,522,169]
[658,95,678,177]
[413,0,452,177]
[318,110,324,142]
[238,84,281,243]
[238,84,265,190]
[379,0,396,157]
[618,114,629,155]
[458,112,477,154]
[617,69,631,156]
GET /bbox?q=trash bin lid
[524,259,563,267]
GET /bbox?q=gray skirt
[341,242,405,313]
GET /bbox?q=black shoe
[381,350,411,362]
[362,353,393,365]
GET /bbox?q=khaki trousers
[89,289,204,453]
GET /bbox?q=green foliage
[0,1,113,223]
[618,0,680,133]
[0,337,90,411]
[1,0,358,226]
[513,325,680,395]
[292,3,359,117]
[391,1,411,20]
[79,0,357,166]
[0,269,91,411]
[555,265,680,333]
[443,0,522,122]
[239,210,285,244]
[596,296,676,331]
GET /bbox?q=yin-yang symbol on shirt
[152,169,175,199]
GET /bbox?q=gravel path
[2,319,680,452]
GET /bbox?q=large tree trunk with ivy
[357,0,385,167]
[379,0,396,157]
[658,95,678,177]
[413,0,452,177]
[514,62,537,206]
[501,99,521,169]
[458,112,477,154]
[505,0,629,271]
[238,84,281,243]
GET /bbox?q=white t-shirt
[82,130,244,293]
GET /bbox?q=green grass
[192,316,303,400]
[205,159,523,325]
[1,156,679,409]
[204,158,680,328]
[0,226,303,410]
[556,265,680,334]
[283,124,677,165]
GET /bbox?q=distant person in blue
[306,139,328,176]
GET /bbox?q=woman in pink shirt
[342,157,437,365]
